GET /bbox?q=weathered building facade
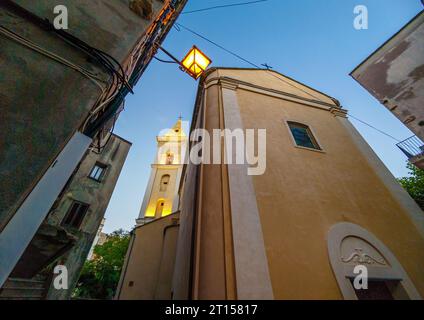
[0,0,187,288]
[87,218,107,261]
[0,134,131,300]
[119,68,424,300]
[351,11,424,168]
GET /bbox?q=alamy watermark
[53,4,370,31]
[354,5,368,30]
[353,265,368,290]
[157,121,267,176]
[53,265,68,290]
[53,5,68,30]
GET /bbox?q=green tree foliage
[398,162,424,210]
[73,229,130,299]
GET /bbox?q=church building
[117,68,424,300]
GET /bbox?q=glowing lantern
[181,46,212,79]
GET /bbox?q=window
[89,162,107,181]
[155,200,165,218]
[166,152,174,165]
[287,122,321,150]
[350,279,396,300]
[62,201,89,229]
[160,175,171,192]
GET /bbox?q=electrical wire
[173,23,404,143]
[2,0,133,115]
[181,0,269,14]
[83,0,182,138]
[175,22,259,68]
[1,0,186,149]
[43,22,131,93]
[2,0,136,141]
[6,0,399,145]
[348,115,402,142]
[90,106,122,154]
[154,56,179,64]
[0,24,125,136]
[173,24,181,32]
[0,25,107,92]
[174,22,329,104]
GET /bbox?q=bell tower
[136,118,187,225]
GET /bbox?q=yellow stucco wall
[231,73,424,299]
[116,213,179,300]
[144,166,180,218]
[207,69,336,105]
[185,68,424,300]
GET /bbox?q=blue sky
[103,0,424,233]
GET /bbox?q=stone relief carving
[328,223,421,300]
[342,248,387,266]
[340,236,388,266]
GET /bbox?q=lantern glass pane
[194,49,211,70]
[182,51,195,70]
[181,46,212,79]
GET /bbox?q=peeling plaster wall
[351,11,424,140]
[43,134,131,300]
[0,0,166,231]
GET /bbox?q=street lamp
[181,46,212,79]
[157,45,212,80]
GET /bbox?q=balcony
[9,223,76,279]
[397,135,424,169]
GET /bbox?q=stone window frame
[88,162,108,182]
[61,200,90,230]
[284,119,325,153]
[327,222,421,300]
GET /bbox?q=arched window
[155,199,165,218]
[287,121,321,150]
[327,222,421,300]
[160,175,170,192]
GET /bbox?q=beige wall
[117,213,179,300]
[236,88,424,299]
[193,84,237,299]
[174,68,424,300]
[172,105,204,300]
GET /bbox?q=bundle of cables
[0,0,184,153]
[0,0,133,153]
